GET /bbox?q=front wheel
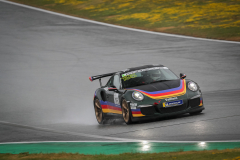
[121,99,132,124]
[94,98,104,124]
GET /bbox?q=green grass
[1,149,240,160]
[8,0,240,41]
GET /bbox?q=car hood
[128,79,186,99]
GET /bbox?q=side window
[106,76,114,87]
[113,75,121,89]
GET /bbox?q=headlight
[132,91,144,101]
[188,81,198,92]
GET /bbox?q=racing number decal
[114,93,120,105]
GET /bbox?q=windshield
[121,67,179,88]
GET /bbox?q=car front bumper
[130,96,204,121]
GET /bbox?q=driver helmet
[150,70,161,81]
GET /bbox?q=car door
[105,74,122,114]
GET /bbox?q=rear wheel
[121,99,132,124]
[94,98,104,124]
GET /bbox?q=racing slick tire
[189,110,203,115]
[94,98,104,124]
[121,99,132,124]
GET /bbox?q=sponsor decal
[163,100,183,107]
[114,93,120,105]
[165,97,178,101]
[122,73,137,81]
[130,103,137,109]
[130,103,137,107]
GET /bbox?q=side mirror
[108,86,118,91]
[180,73,186,79]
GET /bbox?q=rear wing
[89,72,116,87]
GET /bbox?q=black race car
[89,65,204,124]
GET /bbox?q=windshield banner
[122,67,168,77]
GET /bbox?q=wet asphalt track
[0,1,240,142]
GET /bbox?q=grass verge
[7,0,240,41]
[1,148,240,160]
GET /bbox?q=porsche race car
[89,65,204,124]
